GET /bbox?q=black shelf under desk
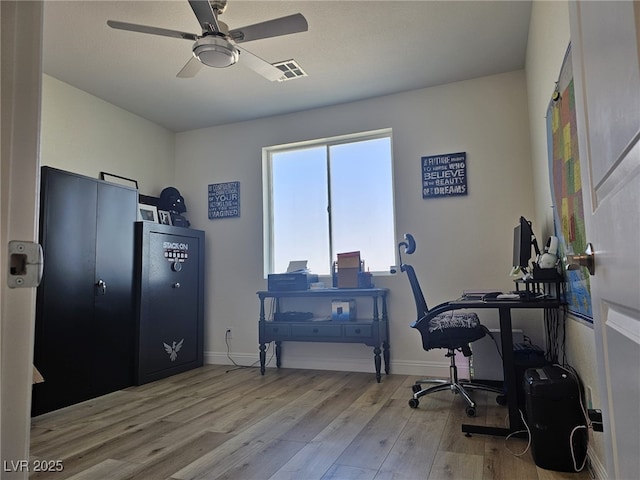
[257,288,390,382]
[513,275,565,303]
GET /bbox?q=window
[263,129,395,276]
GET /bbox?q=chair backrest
[400,263,429,322]
[398,234,430,321]
[399,234,486,354]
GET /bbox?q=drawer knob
[273,328,279,333]
[313,328,318,333]
[355,328,361,334]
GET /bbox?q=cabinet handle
[173,282,181,289]
[313,328,318,333]
[355,328,361,334]
[273,328,279,333]
[95,279,107,295]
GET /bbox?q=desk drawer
[344,324,373,338]
[264,323,291,338]
[291,324,342,337]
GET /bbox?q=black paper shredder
[523,365,588,472]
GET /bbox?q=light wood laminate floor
[30,365,592,479]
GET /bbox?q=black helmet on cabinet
[159,187,187,214]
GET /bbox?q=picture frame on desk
[138,204,158,223]
[158,210,172,225]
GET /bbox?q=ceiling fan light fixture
[193,36,239,68]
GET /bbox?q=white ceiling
[42,1,532,132]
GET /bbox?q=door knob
[565,243,595,275]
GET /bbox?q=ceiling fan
[107,0,308,80]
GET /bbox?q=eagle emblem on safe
[163,339,184,361]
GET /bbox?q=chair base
[408,351,505,416]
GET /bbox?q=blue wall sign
[421,152,467,199]
[208,181,240,219]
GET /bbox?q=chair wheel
[412,384,422,393]
[465,406,476,417]
[408,398,420,408]
[496,394,507,406]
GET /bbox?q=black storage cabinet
[524,365,588,472]
[134,222,204,385]
[32,167,137,415]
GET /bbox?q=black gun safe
[134,222,205,385]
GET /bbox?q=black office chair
[399,233,504,416]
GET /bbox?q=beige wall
[40,75,175,197]
[525,0,604,472]
[174,70,537,377]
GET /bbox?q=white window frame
[262,128,395,277]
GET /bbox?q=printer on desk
[268,272,318,291]
[268,260,318,291]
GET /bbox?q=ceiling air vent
[272,59,307,82]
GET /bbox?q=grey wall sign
[208,181,240,219]
[421,152,467,199]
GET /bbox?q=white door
[1,1,43,476]
[569,2,640,479]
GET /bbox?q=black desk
[425,296,561,437]
[257,288,390,382]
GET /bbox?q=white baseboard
[205,351,261,368]
[205,350,380,373]
[587,444,607,480]
[204,350,459,379]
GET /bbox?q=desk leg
[259,297,266,375]
[259,343,266,375]
[374,346,381,383]
[381,295,390,375]
[461,306,520,437]
[383,341,390,374]
[498,306,522,432]
[275,341,282,368]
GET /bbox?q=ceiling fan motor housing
[193,35,239,68]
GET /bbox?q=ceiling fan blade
[188,0,218,33]
[177,56,203,78]
[107,20,198,41]
[236,46,284,82]
[229,13,308,44]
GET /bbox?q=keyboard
[511,290,547,301]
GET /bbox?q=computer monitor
[512,216,539,272]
